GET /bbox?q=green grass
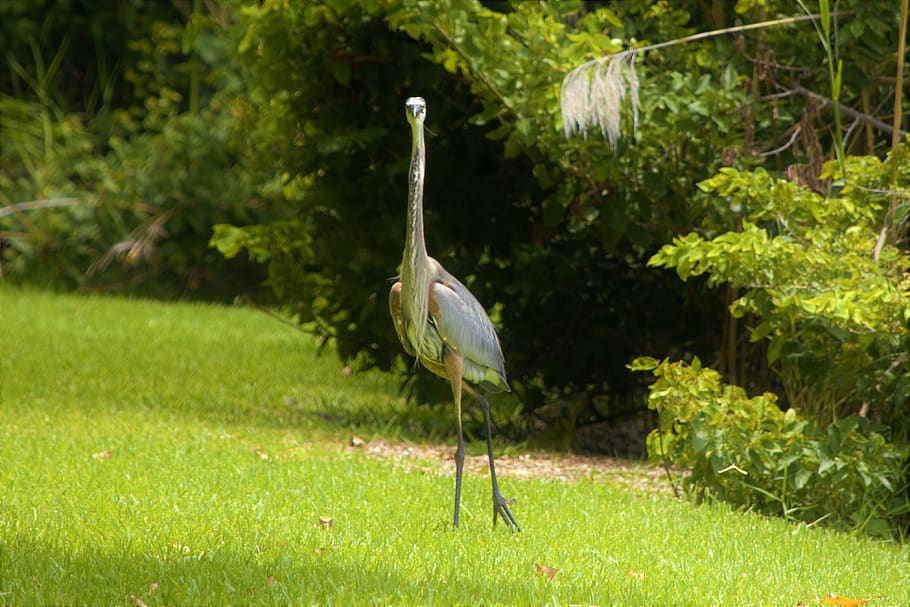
[1,286,908,606]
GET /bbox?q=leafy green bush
[0,2,277,297]
[630,0,910,538]
[639,145,910,537]
[210,0,803,428]
[649,148,910,432]
[1,101,276,296]
[634,356,909,538]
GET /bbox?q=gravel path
[348,437,675,496]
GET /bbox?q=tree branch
[431,21,523,124]
[787,83,907,141]
[566,13,841,77]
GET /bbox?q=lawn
[1,286,908,606]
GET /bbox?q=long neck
[404,118,428,266]
[401,116,430,346]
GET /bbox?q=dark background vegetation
[2,0,907,537]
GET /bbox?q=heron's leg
[468,385,521,532]
[444,351,466,530]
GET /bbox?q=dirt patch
[349,437,676,496]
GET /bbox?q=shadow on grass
[0,537,607,605]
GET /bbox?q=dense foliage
[639,143,910,539]
[650,153,910,426]
[3,0,909,536]
[1,0,276,296]
[634,356,908,538]
[210,0,907,430]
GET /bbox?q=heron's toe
[493,493,521,532]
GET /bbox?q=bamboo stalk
[565,13,837,77]
[888,0,908,244]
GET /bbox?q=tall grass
[1,286,908,606]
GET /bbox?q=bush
[638,143,910,537]
[210,0,793,430]
[634,356,909,539]
[649,149,910,433]
[0,2,277,297]
[632,1,910,537]
[4,0,906,453]
[211,1,907,432]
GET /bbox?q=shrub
[634,356,909,539]
[211,1,906,437]
[649,149,910,433]
[0,3,277,297]
[209,0,785,428]
[638,142,910,537]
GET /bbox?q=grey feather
[429,268,509,393]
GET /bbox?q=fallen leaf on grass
[130,595,149,607]
[624,569,645,580]
[535,563,558,579]
[319,516,333,529]
[267,575,275,586]
[819,595,881,607]
[92,450,114,459]
[315,546,338,554]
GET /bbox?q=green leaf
[792,467,811,490]
[331,61,351,86]
[628,356,660,372]
[439,48,461,74]
[532,163,554,189]
[819,0,831,39]
[209,224,245,259]
[832,59,843,101]
[750,320,773,342]
[766,335,785,364]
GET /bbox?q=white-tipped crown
[405,96,426,122]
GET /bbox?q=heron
[389,96,520,532]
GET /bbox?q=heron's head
[405,96,426,125]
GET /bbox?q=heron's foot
[493,491,521,532]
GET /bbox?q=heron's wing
[428,274,509,393]
[389,281,416,357]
